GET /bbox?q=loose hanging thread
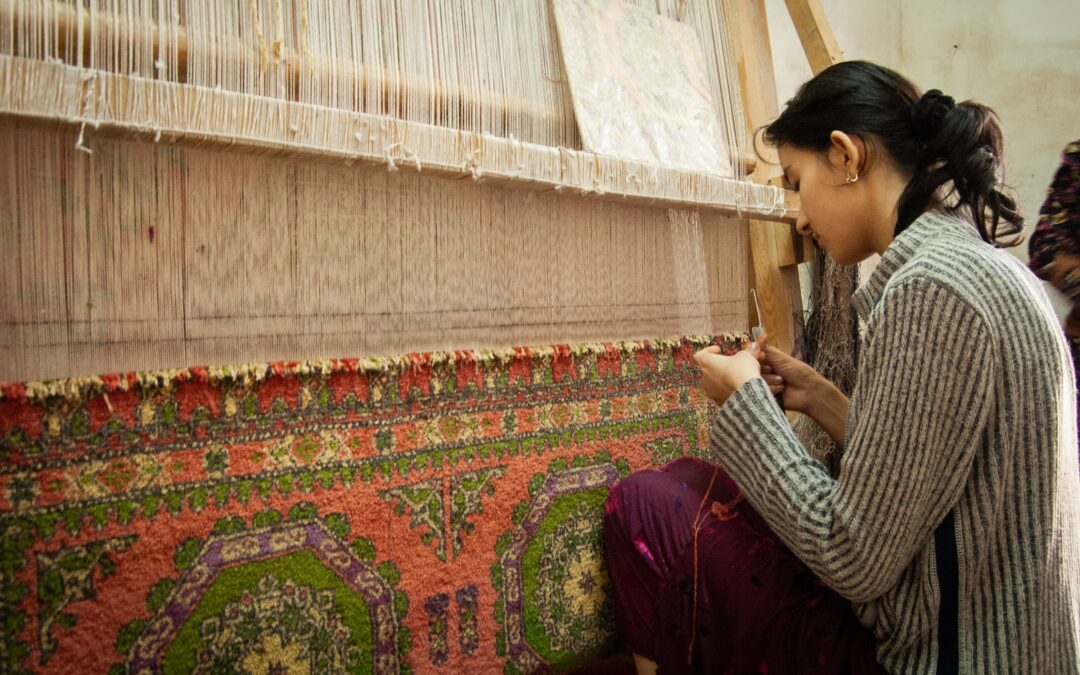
[687,465,743,665]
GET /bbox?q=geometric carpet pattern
[0,336,740,674]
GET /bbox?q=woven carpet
[0,336,740,674]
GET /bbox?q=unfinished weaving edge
[0,334,748,404]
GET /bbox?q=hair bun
[911,89,955,141]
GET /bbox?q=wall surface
[764,0,1080,311]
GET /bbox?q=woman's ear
[828,130,865,178]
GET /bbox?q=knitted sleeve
[707,278,994,603]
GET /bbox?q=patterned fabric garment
[1029,139,1080,373]
[603,457,885,675]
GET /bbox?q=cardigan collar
[851,211,980,321]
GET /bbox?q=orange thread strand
[687,465,720,665]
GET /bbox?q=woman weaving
[603,61,1080,674]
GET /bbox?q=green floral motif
[36,536,135,664]
[98,459,137,492]
[135,514,409,675]
[502,410,517,434]
[203,449,228,475]
[456,585,480,655]
[268,430,351,468]
[192,574,361,674]
[644,435,683,465]
[531,499,614,655]
[6,473,36,507]
[379,480,446,560]
[493,455,632,670]
[374,428,394,453]
[381,467,507,562]
[449,467,506,559]
[423,593,450,665]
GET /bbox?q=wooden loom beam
[19,0,557,131]
[1,0,780,218]
[729,0,807,356]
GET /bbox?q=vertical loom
[0,2,846,673]
[0,0,801,382]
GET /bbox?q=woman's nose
[794,211,811,236]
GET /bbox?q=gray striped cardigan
[710,211,1080,673]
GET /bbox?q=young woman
[603,61,1080,674]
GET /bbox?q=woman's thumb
[763,345,793,367]
[693,345,722,364]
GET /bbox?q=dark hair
[763,61,1023,246]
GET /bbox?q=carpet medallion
[0,336,740,673]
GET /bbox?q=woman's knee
[608,468,682,516]
[605,466,704,545]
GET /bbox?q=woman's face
[777,142,877,266]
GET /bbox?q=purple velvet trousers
[603,457,885,675]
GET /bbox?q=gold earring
[845,170,859,184]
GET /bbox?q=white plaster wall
[765,1,902,118]
[764,0,1080,311]
[764,0,902,288]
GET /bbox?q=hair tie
[910,89,955,142]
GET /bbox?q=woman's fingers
[766,374,784,395]
[693,345,723,364]
[746,340,767,363]
[762,344,787,365]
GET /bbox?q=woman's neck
[869,165,913,256]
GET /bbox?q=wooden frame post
[728,0,847,360]
[784,0,844,75]
[728,0,805,356]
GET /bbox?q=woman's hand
[1045,253,1080,295]
[693,344,763,406]
[759,344,825,414]
[760,344,850,447]
[1066,306,1080,340]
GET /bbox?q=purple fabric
[1029,140,1080,284]
[1029,140,1080,376]
[603,457,885,675]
